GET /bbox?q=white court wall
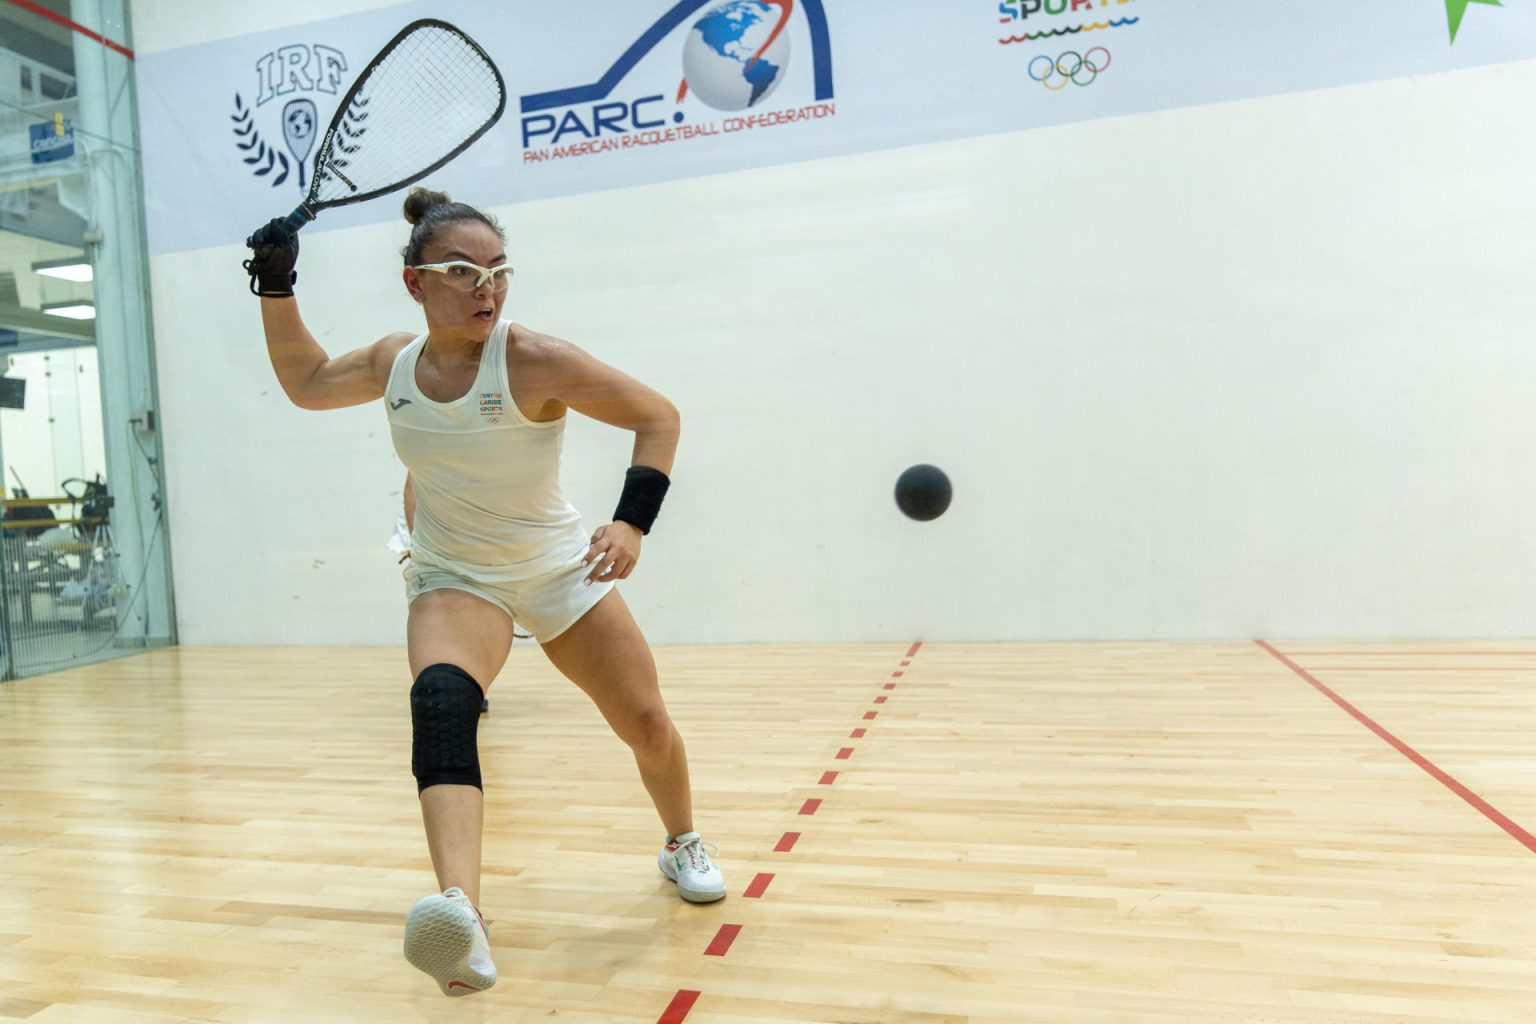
[133,10,1536,644]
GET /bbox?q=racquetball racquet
[277,19,506,234]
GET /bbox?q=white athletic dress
[385,320,589,578]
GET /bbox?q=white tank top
[386,320,586,576]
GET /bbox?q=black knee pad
[410,663,485,793]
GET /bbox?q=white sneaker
[403,886,497,996]
[659,832,727,903]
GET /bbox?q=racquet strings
[312,25,503,205]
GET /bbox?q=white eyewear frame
[411,260,516,290]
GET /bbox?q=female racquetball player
[245,188,725,998]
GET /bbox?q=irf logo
[253,44,349,106]
[231,43,350,191]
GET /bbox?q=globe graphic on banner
[682,1,792,111]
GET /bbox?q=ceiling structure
[0,0,75,75]
[1,0,93,351]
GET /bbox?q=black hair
[401,187,505,265]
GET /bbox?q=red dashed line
[849,728,866,738]
[705,924,742,957]
[657,989,701,1024]
[656,642,922,1021]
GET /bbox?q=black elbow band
[410,663,485,793]
[613,465,670,535]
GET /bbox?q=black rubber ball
[894,464,952,521]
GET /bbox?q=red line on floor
[1292,666,1536,672]
[875,696,888,704]
[704,924,742,957]
[658,989,701,1024]
[862,711,878,721]
[849,728,866,738]
[1257,640,1536,856]
[5,0,134,57]
[1282,650,1536,657]
[654,640,922,1024]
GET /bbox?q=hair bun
[403,187,453,225]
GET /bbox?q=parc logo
[519,0,836,165]
[231,42,350,191]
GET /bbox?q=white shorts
[403,548,614,643]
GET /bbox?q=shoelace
[676,837,720,873]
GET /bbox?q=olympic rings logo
[1028,47,1111,89]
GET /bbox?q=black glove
[243,218,299,297]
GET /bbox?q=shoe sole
[659,860,727,903]
[403,895,497,997]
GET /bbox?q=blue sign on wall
[29,119,76,164]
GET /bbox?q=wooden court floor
[1,641,1533,1023]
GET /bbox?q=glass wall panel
[1,0,173,679]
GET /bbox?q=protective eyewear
[412,260,515,292]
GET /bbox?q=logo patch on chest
[479,391,504,424]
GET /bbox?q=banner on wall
[135,0,1536,255]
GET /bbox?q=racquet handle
[280,205,317,235]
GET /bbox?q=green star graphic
[1446,0,1502,42]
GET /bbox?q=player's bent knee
[410,663,485,792]
[624,704,674,758]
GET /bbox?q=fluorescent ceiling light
[32,258,93,283]
[41,301,95,320]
